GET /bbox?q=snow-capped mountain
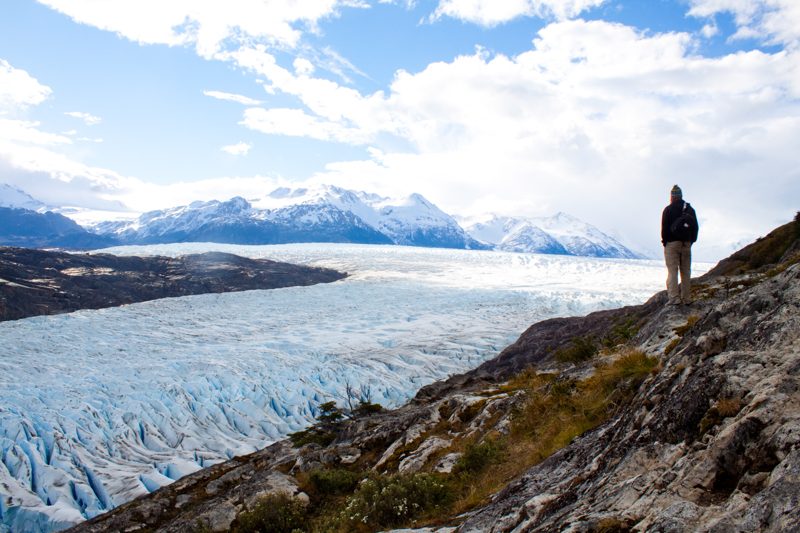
[93,185,487,250]
[0,185,117,249]
[466,213,642,259]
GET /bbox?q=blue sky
[1,0,798,260]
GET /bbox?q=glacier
[0,244,704,532]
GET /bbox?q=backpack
[670,202,696,242]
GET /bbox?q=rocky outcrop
[66,224,800,533]
[457,260,800,532]
[0,247,346,321]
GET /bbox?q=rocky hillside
[66,216,800,533]
[0,248,346,322]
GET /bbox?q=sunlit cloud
[35,0,362,57]
[203,90,263,106]
[221,141,252,155]
[430,0,607,25]
[64,111,102,125]
[688,0,800,48]
[0,59,52,111]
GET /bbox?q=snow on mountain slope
[467,216,570,255]
[366,193,485,249]
[0,183,48,211]
[254,185,484,248]
[532,212,642,258]
[0,244,675,532]
[466,214,641,258]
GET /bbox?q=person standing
[661,185,699,305]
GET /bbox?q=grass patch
[664,337,681,355]
[601,317,640,348]
[453,438,505,475]
[592,517,632,532]
[446,349,659,518]
[555,335,599,363]
[716,397,743,418]
[698,397,742,436]
[674,315,700,336]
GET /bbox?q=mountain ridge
[1,183,642,258]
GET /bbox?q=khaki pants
[665,241,692,304]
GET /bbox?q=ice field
[0,244,703,532]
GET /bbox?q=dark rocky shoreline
[0,247,347,322]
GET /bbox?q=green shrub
[289,400,346,447]
[454,439,505,475]
[308,468,362,496]
[232,492,308,533]
[555,336,598,363]
[317,401,344,425]
[353,401,384,417]
[340,473,453,528]
[289,427,335,447]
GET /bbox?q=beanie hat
[671,184,682,198]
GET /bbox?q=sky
[0,0,798,260]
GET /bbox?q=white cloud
[700,22,718,39]
[35,0,358,58]
[430,0,607,25]
[64,111,102,125]
[0,59,52,112]
[293,57,316,76]
[203,90,263,106]
[221,141,252,155]
[225,18,798,260]
[688,0,800,48]
[241,107,370,143]
[0,119,72,146]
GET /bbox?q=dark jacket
[661,199,698,245]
